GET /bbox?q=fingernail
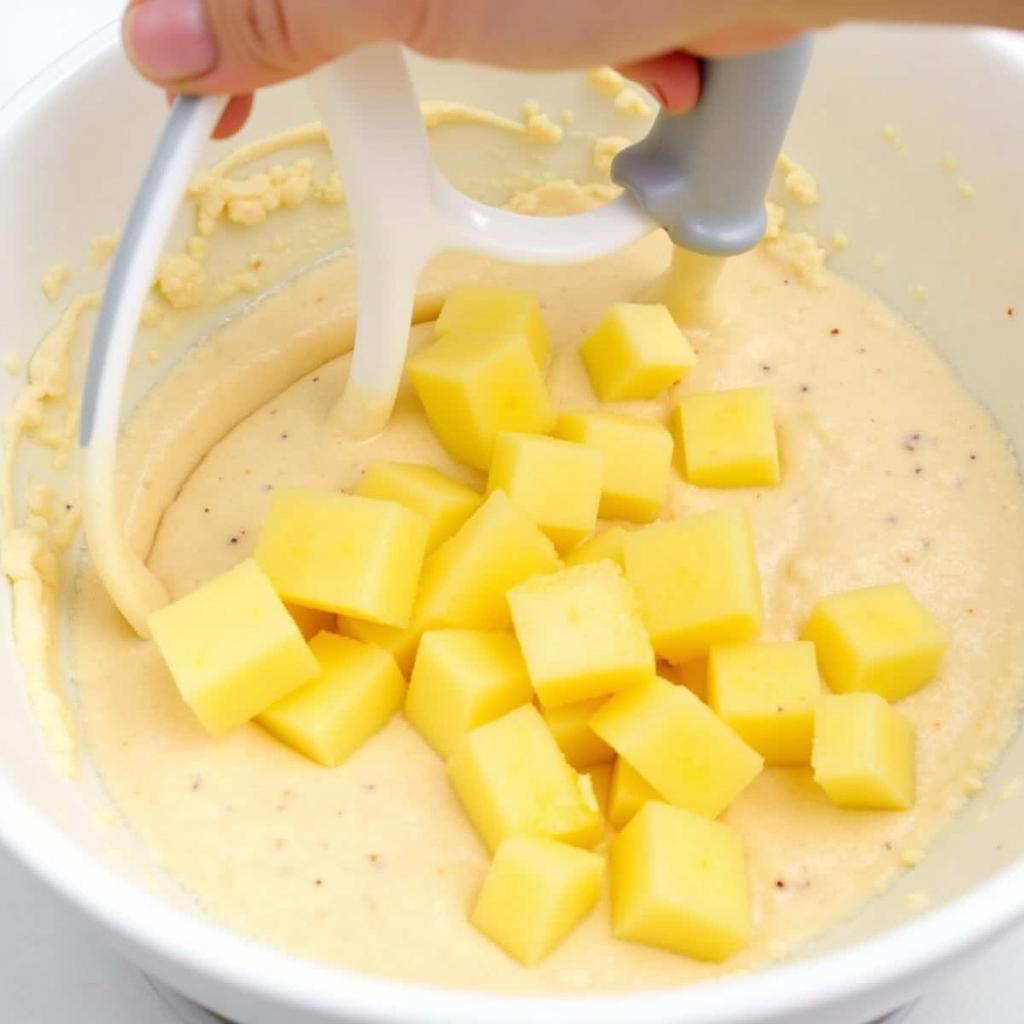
[125,0,218,81]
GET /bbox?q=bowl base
[144,973,919,1024]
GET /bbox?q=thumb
[123,0,424,94]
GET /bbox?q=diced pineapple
[355,460,482,553]
[564,527,628,571]
[708,641,821,765]
[447,705,602,852]
[285,603,336,641]
[556,411,673,523]
[487,432,603,552]
[672,387,780,488]
[591,677,763,818]
[508,561,655,708]
[405,630,533,758]
[801,583,947,702]
[337,616,421,677]
[542,698,616,770]
[435,285,551,367]
[470,837,603,965]
[255,489,428,627]
[660,658,708,702]
[415,490,561,632]
[580,303,696,401]
[812,693,916,810]
[149,560,319,736]
[407,331,556,470]
[587,762,615,817]
[624,506,763,664]
[611,801,751,962]
[607,757,660,829]
[258,633,405,767]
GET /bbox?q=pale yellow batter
[68,184,1024,992]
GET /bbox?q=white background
[1,3,1023,1021]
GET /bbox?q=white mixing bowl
[0,21,1022,1024]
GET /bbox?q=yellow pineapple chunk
[672,387,780,488]
[580,303,696,401]
[405,630,533,758]
[564,526,628,571]
[607,757,660,829]
[415,490,561,632]
[337,616,421,677]
[624,506,763,664]
[255,488,427,627]
[447,705,602,853]
[470,837,603,965]
[557,411,673,523]
[407,331,556,470]
[587,762,614,817]
[801,583,947,702]
[435,285,551,366]
[812,693,916,810]
[285,603,336,641]
[708,641,821,765]
[542,698,616,770]
[355,460,482,553]
[258,633,404,767]
[487,432,603,552]
[508,561,655,708]
[611,801,752,962]
[660,658,708,702]
[149,560,319,736]
[591,677,763,818]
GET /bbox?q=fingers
[616,53,702,114]
[213,95,255,138]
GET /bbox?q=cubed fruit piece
[608,757,660,829]
[624,506,763,664]
[591,677,763,819]
[355,461,482,553]
[337,616,420,677]
[470,837,603,965]
[812,693,915,810]
[557,411,673,523]
[564,527,628,571]
[580,303,697,402]
[285,603,336,641]
[447,705,602,852]
[435,285,551,367]
[801,583,947,702]
[509,561,655,708]
[415,490,561,632]
[487,432,603,552]
[611,801,751,962]
[542,698,616,770]
[258,633,405,767]
[405,630,533,758]
[660,658,708,702]
[708,642,820,765]
[587,762,614,817]
[672,387,780,488]
[255,489,428,627]
[149,560,319,736]
[407,331,556,470]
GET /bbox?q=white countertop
[2,4,1022,1021]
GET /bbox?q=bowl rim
[2,22,1024,1024]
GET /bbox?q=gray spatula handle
[612,35,814,257]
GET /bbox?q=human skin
[121,0,1024,137]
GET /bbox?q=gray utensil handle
[612,35,814,256]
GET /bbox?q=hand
[121,0,806,137]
